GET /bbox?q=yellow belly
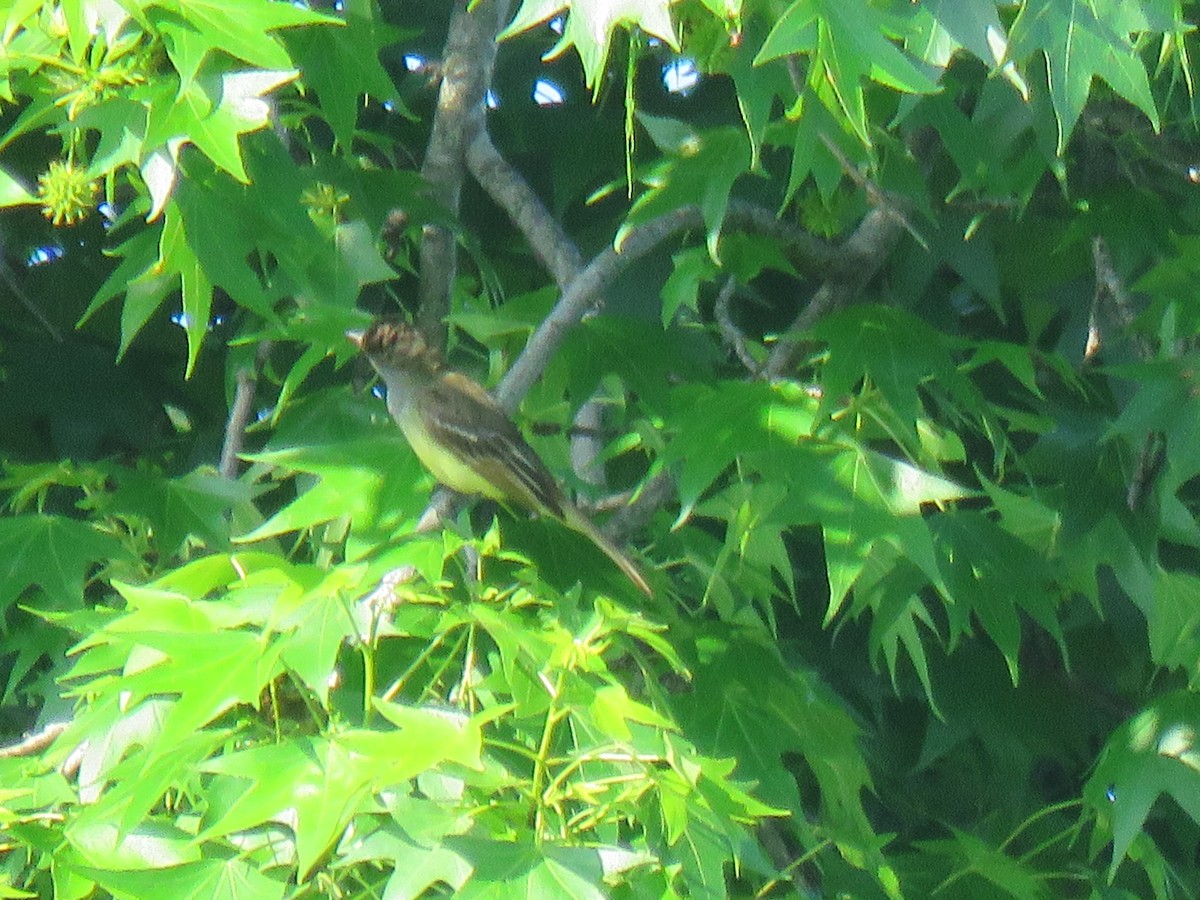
[399,404,504,500]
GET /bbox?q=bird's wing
[418,372,566,517]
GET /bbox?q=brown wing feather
[418,373,565,517]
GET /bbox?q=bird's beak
[345,328,365,348]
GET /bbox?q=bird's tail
[561,504,653,597]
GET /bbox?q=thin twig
[465,112,617,495]
[219,341,272,478]
[1,256,63,342]
[466,122,583,290]
[495,201,835,410]
[818,132,927,250]
[602,470,676,545]
[0,721,67,758]
[763,207,903,380]
[713,275,759,373]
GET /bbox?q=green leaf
[813,304,978,452]
[98,629,285,758]
[759,0,939,144]
[145,69,297,183]
[107,202,196,362]
[201,716,482,879]
[159,202,213,377]
[1086,691,1200,879]
[930,511,1064,682]
[284,0,408,151]
[102,465,253,556]
[754,1,818,65]
[70,728,233,841]
[151,0,336,80]
[0,164,36,206]
[660,246,717,327]
[658,381,770,513]
[676,629,878,848]
[238,434,427,543]
[1146,568,1200,682]
[822,447,954,621]
[172,164,279,317]
[438,838,621,898]
[76,98,149,176]
[781,86,863,202]
[271,570,361,705]
[372,700,485,770]
[83,857,287,900]
[65,819,199,872]
[912,0,1009,69]
[335,219,399,288]
[503,0,679,90]
[621,125,751,262]
[0,516,126,614]
[1009,0,1160,153]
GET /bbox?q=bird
[348,319,652,597]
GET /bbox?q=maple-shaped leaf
[757,0,939,145]
[502,0,679,89]
[150,0,336,89]
[142,69,297,198]
[103,465,254,556]
[283,0,408,151]
[1009,0,1160,153]
[237,430,429,548]
[200,714,483,879]
[1086,691,1200,879]
[0,515,127,613]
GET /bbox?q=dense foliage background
[2,0,1200,896]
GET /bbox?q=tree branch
[416,0,510,342]
[763,207,904,380]
[714,275,758,374]
[1,255,63,342]
[0,721,66,758]
[495,201,835,410]
[466,122,583,289]
[219,341,272,478]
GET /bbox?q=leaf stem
[531,669,567,842]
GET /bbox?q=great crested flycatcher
[348,319,652,597]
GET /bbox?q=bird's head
[347,319,444,379]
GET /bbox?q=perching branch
[465,103,631,497]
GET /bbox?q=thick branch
[416,0,510,341]
[495,201,835,410]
